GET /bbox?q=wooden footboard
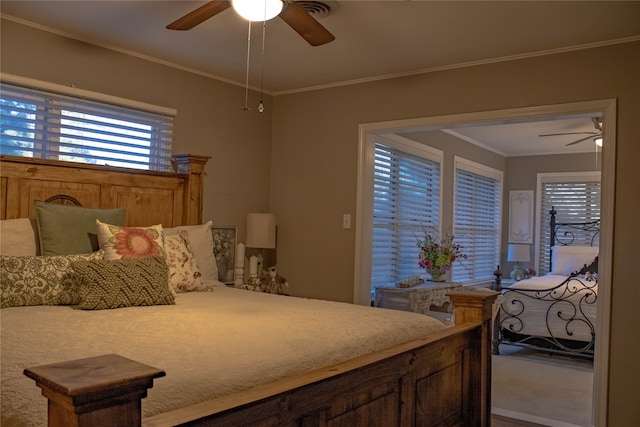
[25,290,497,427]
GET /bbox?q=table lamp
[507,243,530,281]
[246,213,276,277]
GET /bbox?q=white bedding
[507,274,574,290]
[1,285,446,426]
[500,274,597,342]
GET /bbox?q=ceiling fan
[538,117,603,146]
[166,0,335,46]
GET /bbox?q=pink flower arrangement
[417,234,467,280]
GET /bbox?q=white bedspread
[1,285,446,426]
[508,274,577,290]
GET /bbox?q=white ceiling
[436,114,604,157]
[2,0,637,156]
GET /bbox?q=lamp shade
[246,213,276,248]
[507,244,530,263]
[232,0,283,21]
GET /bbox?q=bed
[493,209,599,358]
[1,154,497,427]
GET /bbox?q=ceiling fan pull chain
[242,21,252,111]
[258,17,267,113]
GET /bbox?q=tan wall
[3,17,639,425]
[0,18,273,240]
[272,41,640,425]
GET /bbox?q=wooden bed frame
[1,155,497,427]
[0,154,209,226]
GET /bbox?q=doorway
[354,99,616,426]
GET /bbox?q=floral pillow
[1,251,103,308]
[164,221,218,282]
[164,231,214,293]
[96,220,165,260]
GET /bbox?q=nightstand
[492,278,515,291]
[374,281,463,316]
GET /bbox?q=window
[371,139,442,290]
[452,157,503,282]
[536,172,601,274]
[1,81,174,171]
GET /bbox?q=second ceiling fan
[539,117,603,146]
[167,0,335,46]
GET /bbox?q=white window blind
[452,158,502,282]
[538,174,601,274]
[372,142,441,289]
[0,82,174,171]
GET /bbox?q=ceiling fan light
[594,137,603,147]
[232,0,283,22]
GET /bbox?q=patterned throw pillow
[96,220,165,260]
[0,251,103,308]
[73,256,175,310]
[164,231,214,293]
[164,221,218,282]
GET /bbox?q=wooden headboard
[0,154,209,227]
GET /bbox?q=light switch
[343,214,351,229]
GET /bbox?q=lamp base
[510,265,526,281]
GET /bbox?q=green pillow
[0,251,103,308]
[73,256,175,310]
[35,200,126,256]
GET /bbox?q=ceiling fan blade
[279,2,335,46]
[565,134,600,146]
[539,131,599,137]
[167,0,231,30]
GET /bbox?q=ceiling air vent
[295,1,332,18]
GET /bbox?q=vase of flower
[417,233,466,282]
[216,254,228,281]
[427,268,445,282]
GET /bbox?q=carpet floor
[492,345,594,427]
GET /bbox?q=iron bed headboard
[549,206,600,271]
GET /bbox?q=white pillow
[0,218,38,256]
[164,220,218,282]
[551,245,598,275]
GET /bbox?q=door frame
[354,99,616,425]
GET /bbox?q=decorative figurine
[259,266,289,295]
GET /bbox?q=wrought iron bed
[492,208,600,358]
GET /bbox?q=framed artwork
[509,190,534,244]
[211,226,237,283]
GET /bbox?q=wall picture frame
[211,226,237,283]
[509,190,534,244]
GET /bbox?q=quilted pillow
[164,231,214,293]
[164,221,218,282]
[35,200,125,256]
[73,256,175,310]
[0,251,103,308]
[96,220,165,260]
